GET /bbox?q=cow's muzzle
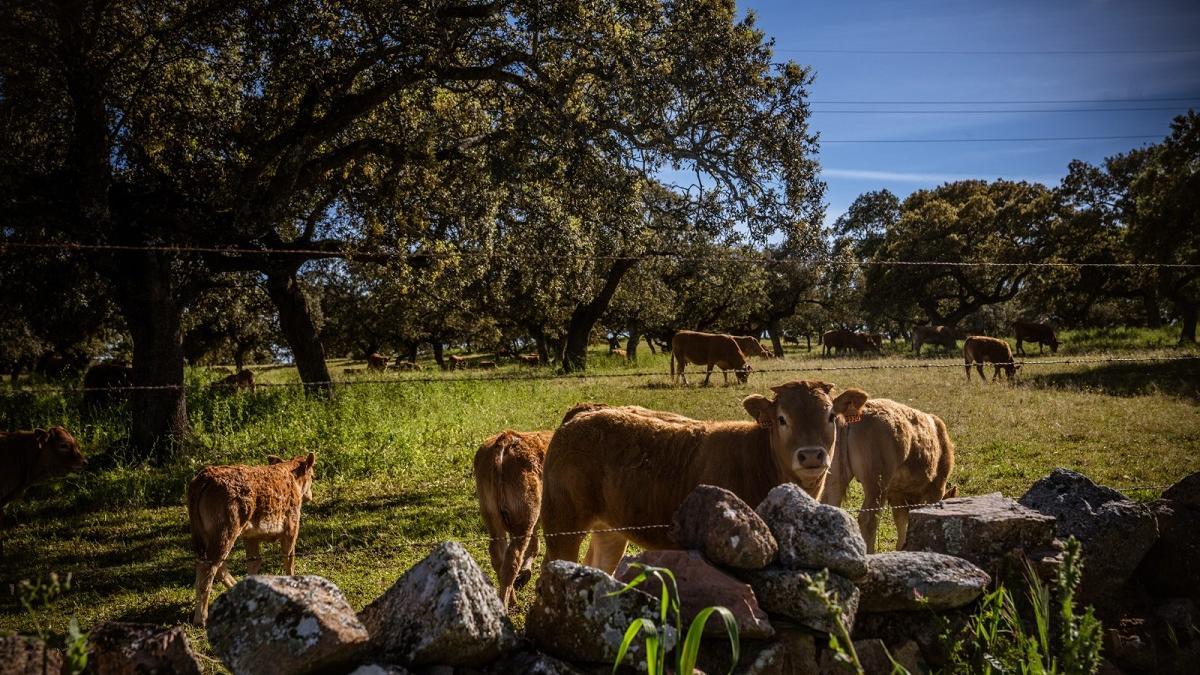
[793,446,830,474]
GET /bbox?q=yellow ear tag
[843,414,862,424]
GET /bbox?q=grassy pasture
[0,328,1197,669]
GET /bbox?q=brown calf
[1014,321,1059,356]
[912,325,962,354]
[366,353,389,371]
[0,427,86,555]
[187,453,316,626]
[733,336,774,359]
[671,331,752,386]
[517,354,541,367]
[820,390,956,552]
[964,336,1021,382]
[541,381,851,573]
[215,369,255,391]
[447,355,467,371]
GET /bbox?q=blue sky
[739,0,1200,224]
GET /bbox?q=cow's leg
[193,535,236,626]
[677,358,688,386]
[976,363,986,381]
[479,502,509,581]
[244,538,263,576]
[722,369,729,385]
[514,525,540,591]
[893,499,912,551]
[703,365,714,386]
[964,363,971,381]
[498,533,532,608]
[858,486,884,554]
[281,528,298,575]
[587,531,629,575]
[546,531,586,568]
[1016,339,1025,357]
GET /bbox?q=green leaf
[678,606,740,675]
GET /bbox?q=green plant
[12,572,88,674]
[947,537,1102,675]
[610,563,740,675]
[806,570,912,675]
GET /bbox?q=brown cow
[517,354,541,367]
[478,360,497,370]
[912,325,962,354]
[82,362,133,409]
[863,333,884,352]
[366,353,389,371]
[215,369,255,391]
[733,336,774,359]
[822,329,876,356]
[611,348,628,359]
[670,331,752,386]
[394,360,422,371]
[964,336,1021,382]
[474,403,696,608]
[1014,321,1059,356]
[0,427,86,554]
[541,381,849,572]
[820,390,957,552]
[447,355,467,371]
[187,453,316,626]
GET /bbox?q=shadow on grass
[1027,360,1200,402]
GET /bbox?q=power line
[812,107,1184,114]
[777,48,1200,56]
[823,134,1161,143]
[1,241,1196,268]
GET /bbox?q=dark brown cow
[187,453,316,626]
[366,353,389,371]
[912,325,963,354]
[1013,321,1059,356]
[541,381,849,572]
[447,355,468,371]
[1,427,86,554]
[517,354,541,367]
[215,369,255,391]
[733,336,774,359]
[670,331,752,385]
[964,336,1021,382]
[82,362,133,409]
[822,329,875,356]
[394,360,422,371]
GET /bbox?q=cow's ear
[304,452,316,469]
[266,455,284,465]
[34,428,49,446]
[742,395,774,428]
[832,388,869,419]
[943,484,958,499]
[814,381,835,394]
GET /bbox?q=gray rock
[670,484,778,569]
[347,666,412,675]
[616,550,774,639]
[0,636,63,675]
[526,560,676,667]
[1019,468,1158,603]
[735,567,859,634]
[700,628,819,675]
[903,492,1057,575]
[857,551,990,612]
[359,541,516,668]
[755,483,868,579]
[208,575,368,675]
[87,622,202,675]
[1136,472,1200,603]
[852,609,971,668]
[485,650,586,674]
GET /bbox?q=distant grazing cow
[187,453,316,626]
[864,333,884,352]
[215,369,255,391]
[541,381,849,572]
[733,336,774,359]
[912,325,962,354]
[394,360,422,371]
[964,336,1021,382]
[478,360,497,370]
[367,353,389,371]
[670,331,752,386]
[1,427,86,555]
[611,348,627,359]
[822,329,875,356]
[447,355,467,371]
[82,362,133,409]
[518,354,540,367]
[1014,321,1059,356]
[821,389,957,552]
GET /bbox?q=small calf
[518,354,540,366]
[394,360,422,371]
[214,369,255,391]
[964,336,1021,382]
[1,427,86,555]
[366,353,389,371]
[447,355,467,371]
[187,453,316,626]
[478,360,498,370]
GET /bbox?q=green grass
[1,331,1198,670]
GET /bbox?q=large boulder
[1136,471,1200,603]
[526,560,676,667]
[0,636,63,675]
[208,575,368,675]
[1019,468,1158,603]
[670,484,777,569]
[755,483,868,579]
[358,541,516,668]
[87,622,202,675]
[903,492,1057,575]
[856,551,990,612]
[615,550,774,639]
[735,567,859,634]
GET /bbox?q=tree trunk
[805,335,811,352]
[110,252,189,463]
[405,341,418,363]
[767,319,785,357]
[1179,301,1197,344]
[432,341,445,369]
[627,323,642,362]
[1143,291,1163,328]
[264,265,331,395]
[645,336,656,354]
[562,260,637,372]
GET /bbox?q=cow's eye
[777,416,787,427]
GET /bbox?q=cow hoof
[514,569,533,590]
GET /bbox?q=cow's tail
[491,431,522,533]
[187,478,209,560]
[670,350,676,381]
[933,415,956,496]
